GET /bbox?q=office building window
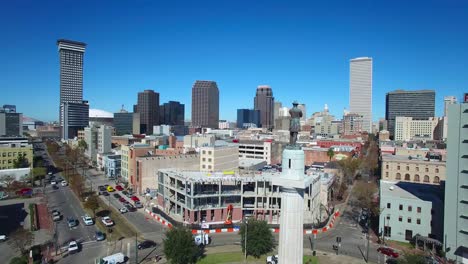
[408,218,412,223]
[424,175,430,182]
[406,166,410,171]
[399,216,402,222]
[399,204,403,210]
[425,168,429,172]
[396,173,401,180]
[408,206,412,212]
[417,207,421,213]
[417,219,421,225]
[387,203,391,209]
[414,174,420,182]
[433,176,440,184]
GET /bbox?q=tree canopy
[163,227,200,264]
[7,228,34,255]
[13,155,30,168]
[84,195,100,216]
[327,148,335,161]
[239,219,275,258]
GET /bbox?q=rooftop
[380,180,443,203]
[382,154,444,164]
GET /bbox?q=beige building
[378,130,390,141]
[381,154,445,185]
[136,154,199,195]
[394,117,442,141]
[0,143,33,170]
[238,140,285,165]
[200,145,239,172]
[342,112,363,136]
[183,134,215,152]
[121,144,154,186]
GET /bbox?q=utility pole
[366,216,370,263]
[135,232,138,264]
[244,219,248,263]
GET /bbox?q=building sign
[464,93,468,102]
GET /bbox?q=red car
[131,196,140,202]
[377,247,399,258]
[119,197,126,203]
[115,185,124,191]
[16,188,33,196]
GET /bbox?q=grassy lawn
[197,252,318,264]
[386,239,414,249]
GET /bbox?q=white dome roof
[89,109,113,118]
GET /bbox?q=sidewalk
[203,245,371,264]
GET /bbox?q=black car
[102,191,109,196]
[95,231,106,241]
[121,190,129,196]
[98,185,106,192]
[113,193,121,199]
[125,204,136,212]
[137,240,156,250]
[52,185,59,190]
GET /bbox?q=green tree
[84,195,100,216]
[78,139,88,151]
[326,148,335,161]
[7,228,34,255]
[13,155,30,168]
[337,158,361,184]
[239,219,275,258]
[163,226,200,264]
[353,180,378,214]
[0,174,16,195]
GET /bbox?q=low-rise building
[303,146,355,165]
[154,169,322,225]
[36,125,61,138]
[121,144,154,185]
[104,155,121,178]
[200,145,239,172]
[0,143,33,170]
[381,154,445,184]
[183,134,216,152]
[237,140,285,165]
[379,180,444,243]
[136,154,199,195]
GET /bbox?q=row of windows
[1,152,28,157]
[201,150,212,155]
[202,158,212,162]
[387,173,440,183]
[201,165,212,169]
[386,164,440,173]
[387,203,422,213]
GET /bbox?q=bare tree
[0,174,16,195]
[7,228,35,255]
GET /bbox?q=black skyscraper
[160,101,185,126]
[191,81,219,128]
[136,90,160,134]
[385,90,435,137]
[254,85,274,130]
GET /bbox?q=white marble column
[278,187,304,264]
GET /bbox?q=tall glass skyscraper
[349,57,373,132]
[57,39,88,139]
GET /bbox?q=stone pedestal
[272,147,314,264]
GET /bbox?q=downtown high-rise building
[136,90,160,135]
[254,85,274,130]
[444,96,457,116]
[191,80,219,128]
[349,57,373,132]
[444,101,468,262]
[57,39,89,139]
[160,101,185,126]
[385,90,435,137]
[237,109,260,128]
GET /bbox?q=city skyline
[1,1,467,122]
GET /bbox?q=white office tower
[349,57,373,132]
[272,146,314,264]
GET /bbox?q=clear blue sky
[1,0,467,122]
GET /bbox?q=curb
[145,209,340,235]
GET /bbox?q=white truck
[194,234,210,246]
[99,252,126,264]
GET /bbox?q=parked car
[0,235,7,242]
[119,207,128,214]
[125,192,133,198]
[68,241,79,254]
[82,215,94,226]
[67,218,78,228]
[134,201,143,208]
[377,247,399,258]
[101,216,114,227]
[137,240,156,250]
[115,185,124,191]
[121,190,129,196]
[52,210,61,221]
[266,255,279,264]
[100,252,125,264]
[52,185,59,190]
[107,186,115,192]
[98,185,106,191]
[95,231,106,241]
[51,180,57,185]
[61,180,68,186]
[119,197,126,203]
[113,193,121,199]
[16,188,33,196]
[131,196,140,202]
[125,204,136,212]
[102,191,109,196]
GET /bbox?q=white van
[100,252,126,264]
